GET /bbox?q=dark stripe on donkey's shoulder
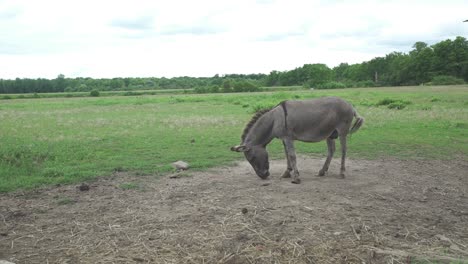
[279,100,288,130]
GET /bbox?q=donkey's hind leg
[339,135,347,178]
[319,138,335,176]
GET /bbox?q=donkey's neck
[243,112,275,147]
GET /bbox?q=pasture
[1,85,467,263]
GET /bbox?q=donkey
[231,97,364,184]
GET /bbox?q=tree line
[0,36,466,94]
[266,36,467,88]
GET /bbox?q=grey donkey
[231,97,364,184]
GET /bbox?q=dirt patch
[1,157,467,263]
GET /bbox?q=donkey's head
[231,145,270,179]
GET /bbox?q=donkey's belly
[291,123,336,142]
[295,135,328,143]
[293,131,333,143]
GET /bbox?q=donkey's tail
[349,110,364,134]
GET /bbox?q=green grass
[119,182,141,190]
[0,85,467,192]
[56,197,76,205]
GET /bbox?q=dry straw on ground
[1,157,467,263]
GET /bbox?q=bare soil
[1,157,467,264]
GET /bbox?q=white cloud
[0,0,467,79]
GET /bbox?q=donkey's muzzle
[257,171,270,179]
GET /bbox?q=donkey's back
[279,97,357,142]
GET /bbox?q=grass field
[1,85,467,192]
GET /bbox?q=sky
[1,0,467,79]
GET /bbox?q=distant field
[0,86,305,100]
[0,85,467,192]
[0,88,192,99]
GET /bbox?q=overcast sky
[1,0,467,79]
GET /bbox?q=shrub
[375,98,412,110]
[431,75,465,85]
[194,82,260,94]
[123,91,141,96]
[376,98,411,110]
[387,102,407,110]
[232,80,260,93]
[420,105,432,111]
[194,87,208,94]
[315,82,347,89]
[209,86,220,93]
[376,98,397,106]
[90,89,100,97]
[359,100,375,107]
[354,80,376,88]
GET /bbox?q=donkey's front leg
[283,139,301,184]
[281,140,292,178]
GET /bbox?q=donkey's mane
[241,108,272,142]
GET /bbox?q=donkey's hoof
[281,171,291,178]
[339,173,346,179]
[291,178,301,184]
[318,169,326,176]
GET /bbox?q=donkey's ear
[230,145,249,152]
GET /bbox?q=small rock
[333,231,344,236]
[241,208,248,214]
[78,183,90,191]
[169,173,181,179]
[435,234,451,243]
[419,196,428,202]
[261,182,271,186]
[171,161,189,171]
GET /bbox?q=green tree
[432,37,468,81]
[54,74,66,92]
[333,63,350,82]
[407,42,435,84]
[301,64,333,87]
[123,78,131,88]
[265,70,281,86]
[222,79,232,93]
[110,78,125,89]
